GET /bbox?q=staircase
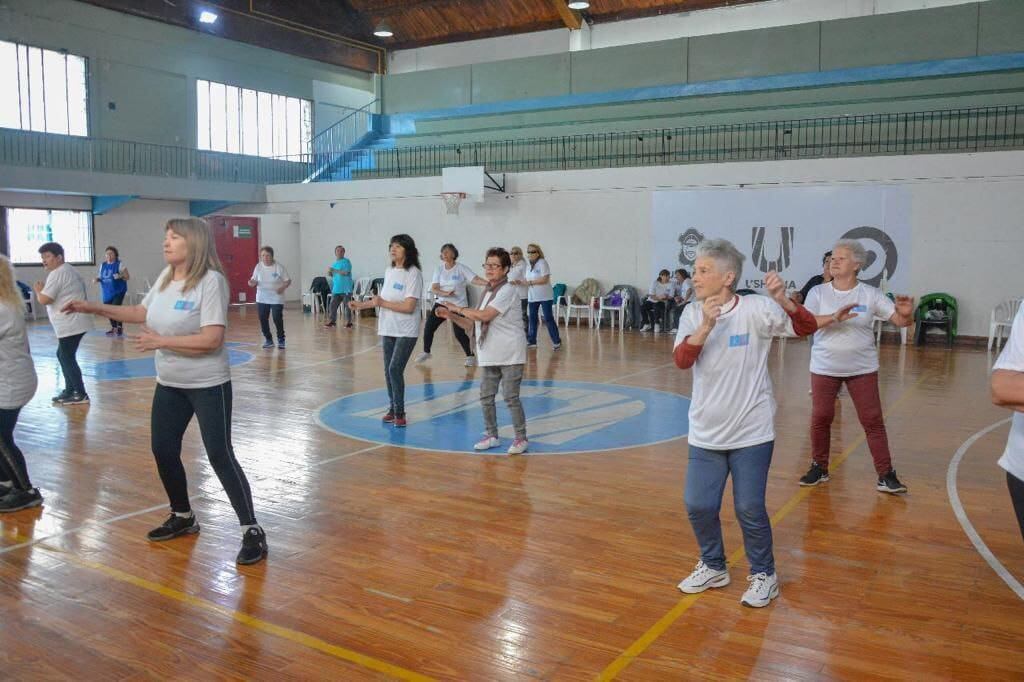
[306,100,396,183]
[320,130,395,181]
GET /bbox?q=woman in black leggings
[0,255,42,512]
[65,218,267,565]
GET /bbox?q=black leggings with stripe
[151,382,257,526]
[0,407,32,491]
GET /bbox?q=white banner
[651,186,911,294]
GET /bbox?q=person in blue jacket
[96,246,130,336]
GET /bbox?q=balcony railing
[0,127,310,185]
[328,105,1024,181]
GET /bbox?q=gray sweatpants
[480,364,526,439]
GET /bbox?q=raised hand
[765,271,787,303]
[894,295,915,318]
[833,303,859,323]
[701,293,726,331]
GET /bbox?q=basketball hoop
[441,191,467,215]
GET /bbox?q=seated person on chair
[669,268,693,333]
[641,269,673,333]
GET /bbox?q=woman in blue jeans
[672,238,822,608]
[524,243,560,350]
[350,234,422,428]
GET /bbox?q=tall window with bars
[2,208,94,265]
[197,79,312,160]
[0,40,88,136]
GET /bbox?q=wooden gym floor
[1,305,1022,680]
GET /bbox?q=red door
[209,216,260,304]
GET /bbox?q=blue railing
[305,99,380,181]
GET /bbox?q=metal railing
[331,105,1024,181]
[0,127,310,184]
[306,99,379,180]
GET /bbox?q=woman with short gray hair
[672,238,819,608]
[799,240,915,494]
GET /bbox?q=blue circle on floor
[316,380,690,455]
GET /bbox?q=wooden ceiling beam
[355,0,463,18]
[549,0,582,30]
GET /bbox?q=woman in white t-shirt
[508,246,529,331]
[350,234,423,428]
[416,243,484,367]
[248,245,291,350]
[673,239,819,608]
[0,256,42,512]
[64,218,267,565]
[524,243,561,350]
[799,239,915,494]
[991,303,1024,542]
[437,247,529,455]
[640,269,674,333]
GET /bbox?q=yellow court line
[1,535,433,681]
[597,372,932,681]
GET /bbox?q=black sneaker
[147,513,200,541]
[0,487,43,512]
[57,392,89,406]
[51,389,70,403]
[877,469,908,494]
[236,527,268,565]
[799,462,830,487]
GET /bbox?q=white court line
[946,417,1024,601]
[604,362,677,385]
[317,443,387,466]
[0,502,168,556]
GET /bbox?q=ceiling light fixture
[198,10,218,24]
[374,22,394,38]
[567,1,590,9]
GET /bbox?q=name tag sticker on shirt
[852,305,868,313]
[173,300,196,311]
[729,333,750,348]
[393,282,404,291]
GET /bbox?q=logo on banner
[841,225,898,287]
[751,225,794,272]
[677,229,705,266]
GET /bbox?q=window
[3,208,93,265]
[197,79,312,160]
[0,40,88,135]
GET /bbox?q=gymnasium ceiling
[77,0,771,73]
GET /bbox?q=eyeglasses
[482,263,503,269]
[527,250,538,254]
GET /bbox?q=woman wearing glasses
[436,248,528,455]
[508,246,529,330]
[524,244,561,350]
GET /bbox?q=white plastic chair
[302,291,327,318]
[873,317,909,346]
[562,287,593,327]
[353,277,373,301]
[132,277,154,305]
[989,298,1023,350]
[595,290,628,330]
[23,290,38,320]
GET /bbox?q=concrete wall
[263,150,1024,339]
[0,0,376,147]
[382,1,1023,115]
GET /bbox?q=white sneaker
[740,572,779,608]
[654,324,661,334]
[677,561,730,594]
[669,328,677,334]
[474,436,499,451]
[552,343,561,351]
[415,352,431,363]
[640,324,651,332]
[507,438,528,455]
[464,356,476,367]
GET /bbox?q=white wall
[5,196,184,300]
[388,0,990,73]
[265,150,1024,338]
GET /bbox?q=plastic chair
[353,277,373,301]
[595,289,628,330]
[562,286,594,327]
[132,277,154,305]
[914,293,958,348]
[552,283,567,321]
[989,298,1023,350]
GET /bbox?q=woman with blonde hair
[0,256,42,512]
[524,243,561,350]
[64,218,267,565]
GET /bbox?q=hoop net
[441,191,467,215]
